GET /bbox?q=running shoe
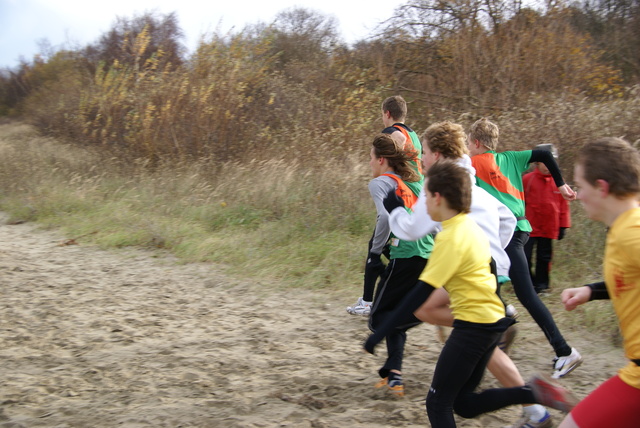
[498,324,518,355]
[504,410,552,428]
[374,376,405,397]
[529,373,579,413]
[506,304,519,319]
[346,297,371,316]
[552,347,583,379]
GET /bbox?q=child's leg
[369,257,426,332]
[486,347,523,387]
[380,330,407,378]
[450,326,538,419]
[426,325,498,427]
[524,235,536,283]
[412,290,531,398]
[505,231,572,357]
[369,257,427,381]
[362,232,378,302]
[534,237,553,291]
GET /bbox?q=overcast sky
[0,0,400,69]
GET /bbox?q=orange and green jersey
[383,123,423,196]
[381,173,433,260]
[381,173,419,209]
[471,150,533,232]
[371,173,433,261]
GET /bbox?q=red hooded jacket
[523,168,571,239]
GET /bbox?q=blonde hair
[372,134,420,182]
[422,121,468,159]
[468,118,500,150]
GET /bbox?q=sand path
[0,216,626,427]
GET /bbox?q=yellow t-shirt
[419,213,505,323]
[604,207,640,388]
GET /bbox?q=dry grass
[0,121,372,291]
[2,86,636,336]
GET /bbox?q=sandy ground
[0,215,628,428]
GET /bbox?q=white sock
[523,404,547,421]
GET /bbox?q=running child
[363,133,433,396]
[347,95,423,316]
[467,118,581,378]
[558,137,640,428]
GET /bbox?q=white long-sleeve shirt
[388,155,515,277]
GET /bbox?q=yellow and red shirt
[604,207,640,388]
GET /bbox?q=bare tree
[384,0,523,38]
[85,10,185,71]
[569,0,640,82]
[264,7,341,68]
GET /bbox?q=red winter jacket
[523,169,571,239]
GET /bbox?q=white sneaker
[503,410,552,428]
[346,297,371,316]
[552,347,583,379]
[506,304,519,319]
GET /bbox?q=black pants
[369,256,427,378]
[426,319,535,428]
[524,236,553,292]
[363,231,390,302]
[506,231,571,357]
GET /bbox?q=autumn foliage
[0,1,638,164]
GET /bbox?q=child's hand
[558,184,577,201]
[561,286,591,311]
[558,227,567,240]
[383,188,405,213]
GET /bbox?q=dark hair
[576,137,640,197]
[381,96,407,122]
[426,160,471,213]
[372,134,421,182]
